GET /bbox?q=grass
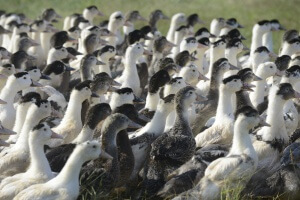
[0,0,299,51]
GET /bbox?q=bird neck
[215,85,234,122]
[72,125,93,143]
[61,92,83,125]
[145,92,160,110]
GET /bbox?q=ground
[0,0,299,51]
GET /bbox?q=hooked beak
[198,72,209,81]
[143,49,152,56]
[259,116,271,127]
[96,60,106,65]
[40,74,51,80]
[91,92,100,98]
[242,83,255,92]
[0,139,9,147]
[31,81,43,87]
[128,120,143,129]
[253,74,263,81]
[133,95,145,104]
[107,85,118,92]
[51,131,63,139]
[100,149,113,160]
[65,65,75,71]
[229,63,240,70]
[0,99,6,104]
[293,90,300,98]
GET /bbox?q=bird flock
[0,5,299,200]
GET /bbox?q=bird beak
[243,46,250,51]
[67,53,77,60]
[111,80,121,86]
[96,60,106,65]
[138,113,151,122]
[237,24,244,28]
[133,95,145,104]
[137,15,147,22]
[0,139,9,147]
[55,13,63,19]
[30,38,40,47]
[229,63,240,70]
[198,72,209,81]
[259,116,271,127]
[197,18,205,24]
[51,131,63,139]
[99,38,108,45]
[91,92,100,98]
[0,124,16,135]
[27,55,37,61]
[106,31,116,37]
[98,11,105,16]
[30,28,37,32]
[166,41,177,48]
[269,52,278,59]
[195,93,208,102]
[242,83,255,92]
[123,20,132,27]
[293,90,300,98]
[107,85,118,92]
[65,65,75,71]
[279,25,286,31]
[128,120,143,129]
[67,36,77,43]
[4,29,11,34]
[143,49,152,56]
[144,35,153,40]
[275,70,284,77]
[253,74,262,81]
[241,35,246,40]
[209,34,216,38]
[0,74,7,79]
[0,99,6,104]
[161,14,170,20]
[100,149,113,160]
[31,81,43,87]
[40,74,51,80]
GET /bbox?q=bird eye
[86,87,89,90]
[270,66,273,69]
[44,128,47,131]
[137,47,140,49]
[24,77,26,79]
[189,91,193,95]
[45,105,47,108]
[126,92,130,95]
[34,70,37,73]
[192,70,196,72]
[92,145,96,148]
[8,68,11,70]
[234,80,237,82]
[178,81,181,84]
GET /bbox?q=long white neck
[208,47,224,77]
[0,79,19,103]
[230,118,257,161]
[225,48,238,66]
[262,32,273,52]
[72,126,93,143]
[280,45,296,56]
[145,92,160,110]
[250,26,264,56]
[166,20,178,43]
[141,107,169,135]
[107,22,119,47]
[15,106,40,150]
[41,32,53,59]
[215,85,234,123]
[60,92,83,126]
[263,92,288,140]
[122,53,139,79]
[26,137,53,178]
[250,79,267,107]
[171,32,184,57]
[13,103,31,135]
[48,147,84,191]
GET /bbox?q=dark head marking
[222,75,241,84]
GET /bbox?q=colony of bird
[0,5,299,200]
